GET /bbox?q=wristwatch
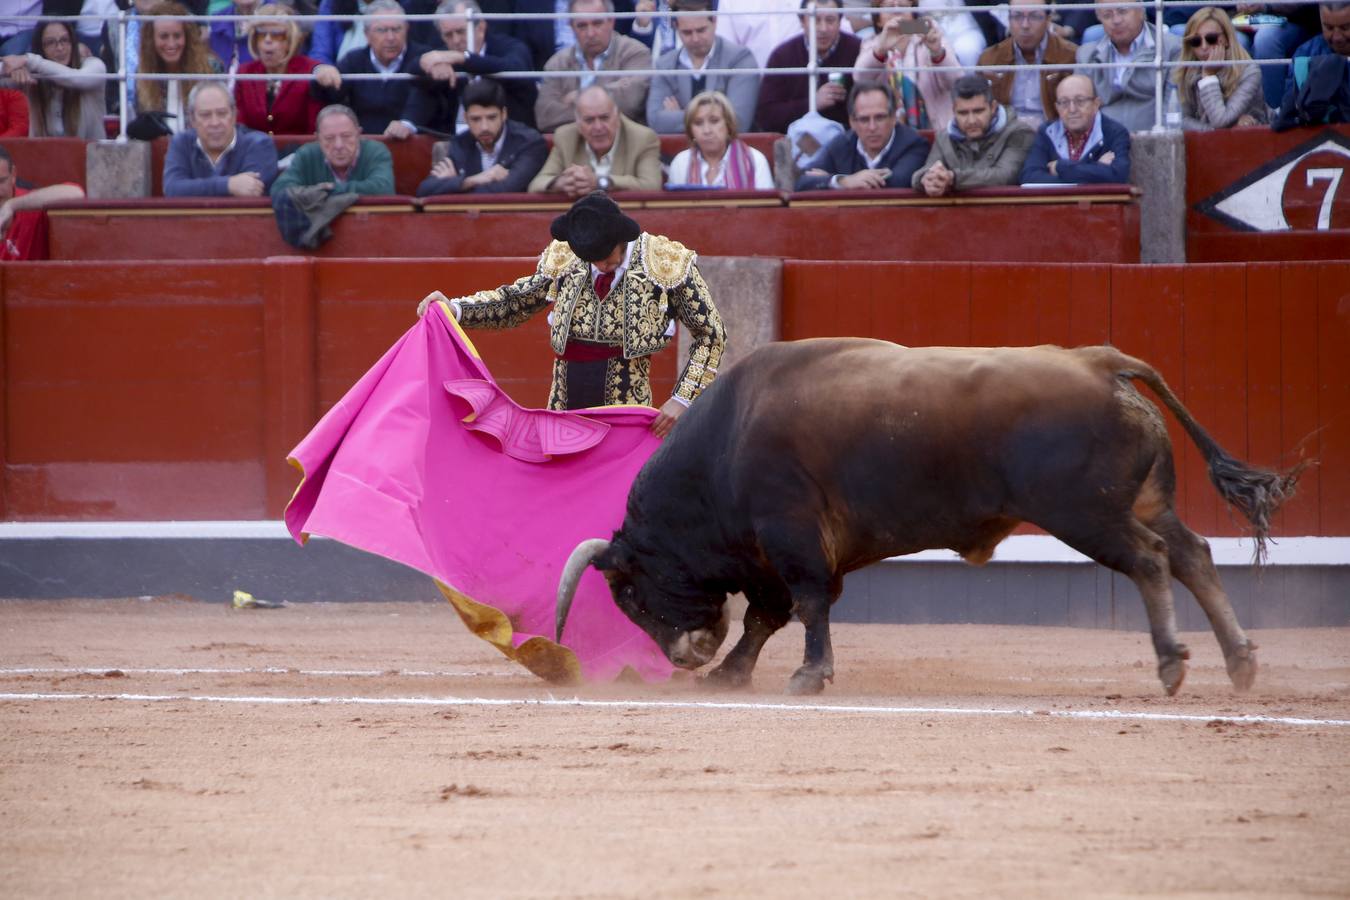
[597,174,613,192]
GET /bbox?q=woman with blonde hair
[135,0,222,134]
[234,4,323,135]
[853,0,960,132]
[1172,7,1267,130]
[667,91,774,190]
[0,18,107,138]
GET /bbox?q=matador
[418,192,726,437]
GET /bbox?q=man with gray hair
[1074,0,1181,132]
[411,0,539,129]
[534,0,652,132]
[163,81,280,197]
[312,0,435,138]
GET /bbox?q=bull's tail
[1107,349,1309,564]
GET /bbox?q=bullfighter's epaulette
[639,234,696,289]
[536,240,581,278]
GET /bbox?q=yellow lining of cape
[437,581,583,684]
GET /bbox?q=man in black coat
[416,78,548,195]
[409,0,540,130]
[311,0,434,138]
[795,83,930,191]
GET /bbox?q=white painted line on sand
[2,691,1347,728]
[0,666,513,678]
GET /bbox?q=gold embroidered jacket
[453,233,726,409]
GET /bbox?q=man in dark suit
[410,0,540,130]
[417,78,548,195]
[795,83,929,191]
[311,0,434,138]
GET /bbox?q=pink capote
[284,297,675,684]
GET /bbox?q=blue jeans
[1252,21,1315,107]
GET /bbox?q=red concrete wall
[781,260,1350,537]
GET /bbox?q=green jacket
[269,140,395,197]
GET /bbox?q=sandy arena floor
[1,597,1348,899]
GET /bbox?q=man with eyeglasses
[978,0,1079,128]
[1020,73,1130,183]
[1074,0,1180,132]
[795,82,928,190]
[312,0,435,138]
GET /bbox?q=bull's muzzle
[665,604,732,669]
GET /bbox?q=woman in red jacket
[234,4,323,136]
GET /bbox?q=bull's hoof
[1157,646,1190,696]
[786,667,828,696]
[1226,642,1259,693]
[701,662,753,690]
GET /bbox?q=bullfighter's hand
[431,158,458,179]
[227,171,265,197]
[312,64,342,89]
[650,398,685,437]
[1099,150,1115,165]
[416,291,453,318]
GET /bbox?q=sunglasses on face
[1185,32,1222,48]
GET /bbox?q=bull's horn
[556,538,611,642]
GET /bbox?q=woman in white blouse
[666,91,774,191]
[0,18,107,138]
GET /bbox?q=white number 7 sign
[1306,167,1344,230]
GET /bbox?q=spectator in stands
[236,5,325,135]
[0,144,84,261]
[716,0,821,68]
[530,84,661,193]
[0,18,107,138]
[312,0,433,138]
[0,88,27,136]
[978,0,1079,129]
[912,74,1035,195]
[75,0,119,57]
[918,0,990,69]
[134,1,224,136]
[645,0,760,135]
[667,89,774,188]
[1277,1,1350,116]
[210,0,262,73]
[164,81,279,196]
[1075,0,1181,132]
[416,77,546,194]
[757,0,861,134]
[1246,1,1325,108]
[630,0,680,56]
[1021,73,1131,182]
[534,0,651,132]
[411,0,538,131]
[311,0,440,65]
[853,0,960,131]
[1173,7,1267,129]
[0,3,41,59]
[795,81,927,189]
[271,102,395,193]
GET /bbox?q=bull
[555,341,1305,696]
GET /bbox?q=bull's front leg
[704,602,791,690]
[787,593,834,695]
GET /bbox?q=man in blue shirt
[162,82,280,197]
[1020,74,1131,184]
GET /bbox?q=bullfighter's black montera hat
[550,191,641,263]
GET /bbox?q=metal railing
[0,0,1316,139]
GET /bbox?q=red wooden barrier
[781,260,1350,537]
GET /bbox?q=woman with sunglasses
[1172,7,1267,129]
[0,18,107,138]
[234,4,324,135]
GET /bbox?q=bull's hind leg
[1046,517,1191,695]
[1147,509,1258,692]
[704,588,793,690]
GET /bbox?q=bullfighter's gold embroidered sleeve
[454,241,579,330]
[670,265,726,404]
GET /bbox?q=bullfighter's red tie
[594,271,615,300]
